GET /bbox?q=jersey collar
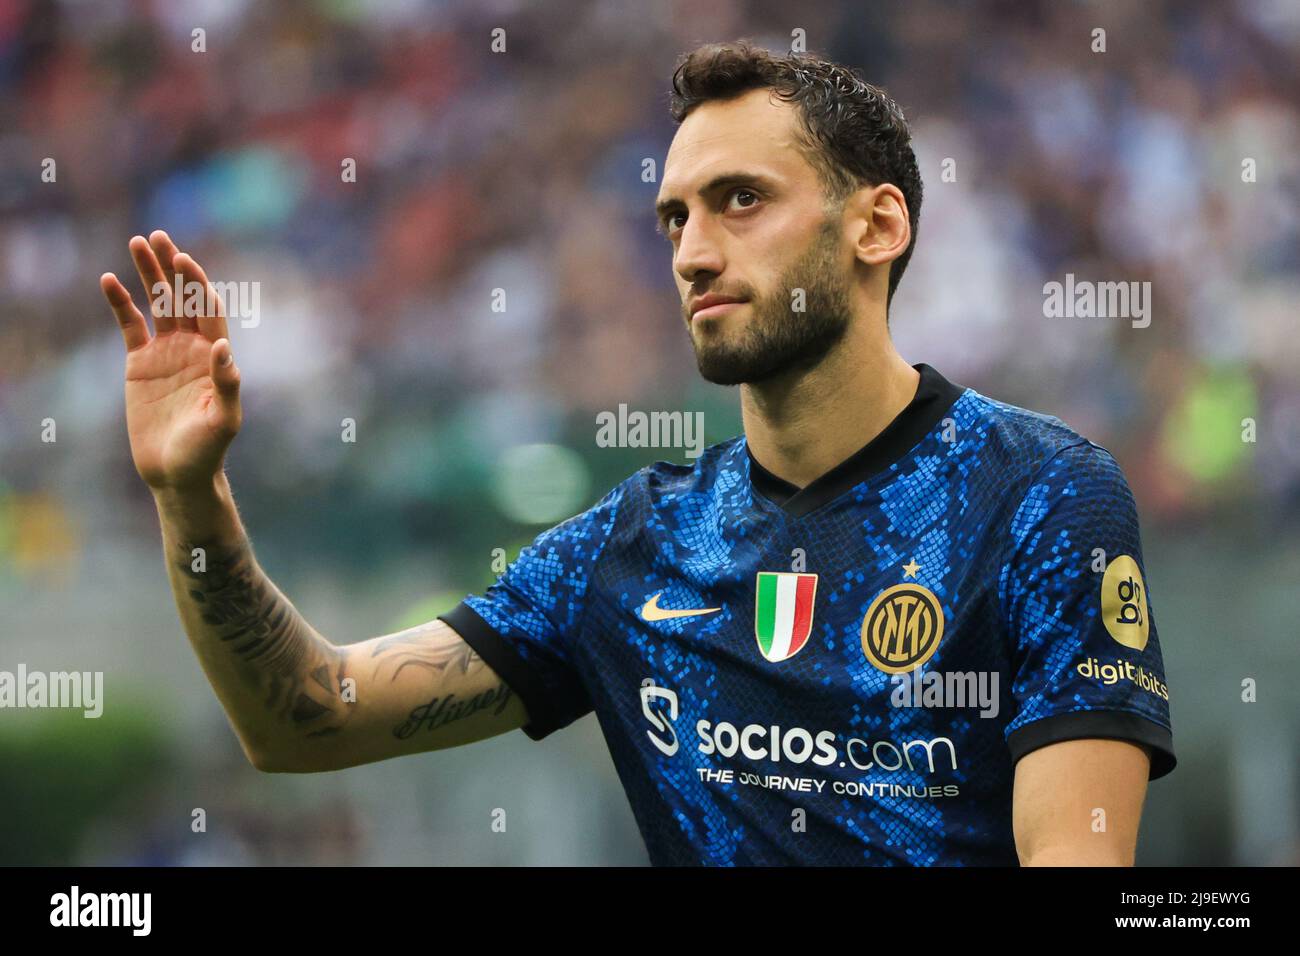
[745,363,965,517]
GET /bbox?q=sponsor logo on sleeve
[1102,555,1149,650]
[1076,657,1170,701]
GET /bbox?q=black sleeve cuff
[1007,711,1176,780]
[437,601,574,741]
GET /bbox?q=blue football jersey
[440,364,1175,865]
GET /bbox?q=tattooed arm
[155,474,527,772]
[104,233,525,773]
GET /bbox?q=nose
[674,217,725,285]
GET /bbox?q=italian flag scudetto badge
[754,572,818,662]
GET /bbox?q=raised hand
[101,231,242,492]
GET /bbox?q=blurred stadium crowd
[1,0,1297,865]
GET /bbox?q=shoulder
[622,434,749,508]
[948,388,1140,559]
[541,436,747,551]
[952,387,1130,494]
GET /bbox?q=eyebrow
[653,171,777,231]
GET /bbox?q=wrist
[152,471,238,541]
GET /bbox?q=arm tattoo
[176,540,351,734]
[368,621,514,739]
[369,623,481,682]
[392,683,513,739]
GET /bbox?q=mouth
[690,300,748,322]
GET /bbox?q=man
[100,41,1173,866]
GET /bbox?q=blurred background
[1,0,1298,865]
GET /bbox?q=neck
[740,326,919,489]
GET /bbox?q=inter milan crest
[754,572,818,662]
[860,580,946,674]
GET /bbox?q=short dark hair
[669,40,922,307]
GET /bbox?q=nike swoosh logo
[640,591,721,622]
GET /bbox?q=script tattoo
[176,540,350,733]
[392,684,514,739]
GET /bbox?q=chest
[586,497,1010,713]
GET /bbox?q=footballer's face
[656,88,853,385]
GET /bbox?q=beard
[686,217,852,386]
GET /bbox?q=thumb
[209,338,242,418]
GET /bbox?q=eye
[727,188,760,211]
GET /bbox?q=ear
[849,183,911,271]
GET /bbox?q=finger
[128,235,177,334]
[166,248,201,334]
[149,230,180,288]
[101,272,151,351]
[208,338,241,436]
[173,252,229,342]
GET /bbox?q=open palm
[101,231,242,491]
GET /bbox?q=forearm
[154,472,353,767]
